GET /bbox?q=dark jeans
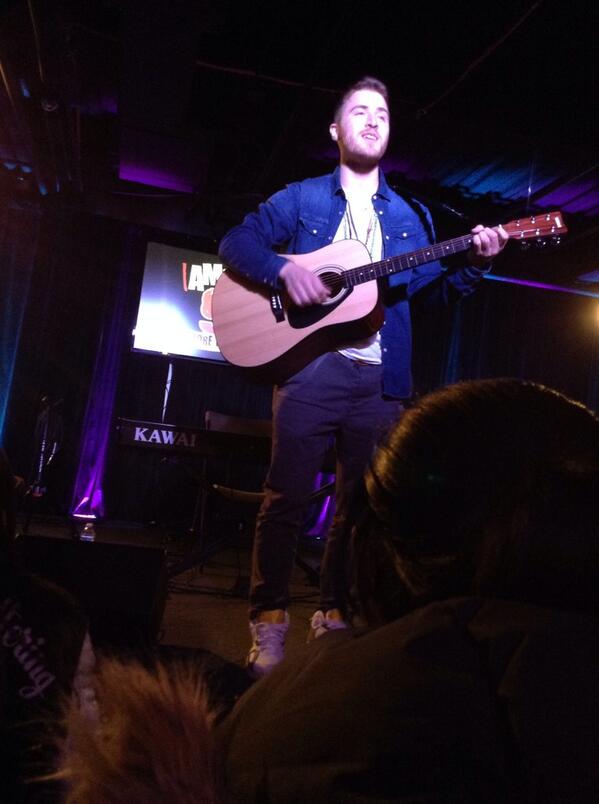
[249,352,403,618]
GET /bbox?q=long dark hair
[349,379,599,625]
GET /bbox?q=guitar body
[212,239,383,377]
[212,211,567,379]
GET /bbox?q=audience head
[350,378,599,625]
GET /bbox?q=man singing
[219,76,508,676]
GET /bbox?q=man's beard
[346,152,383,171]
[344,144,387,171]
[340,132,388,171]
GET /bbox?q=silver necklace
[345,200,378,258]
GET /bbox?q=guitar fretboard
[343,234,474,288]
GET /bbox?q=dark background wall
[1,197,596,525]
[0,1,597,525]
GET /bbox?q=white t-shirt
[334,193,383,364]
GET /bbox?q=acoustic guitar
[212,212,566,377]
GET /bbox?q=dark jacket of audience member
[0,449,89,803]
[217,379,599,803]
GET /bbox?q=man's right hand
[279,260,330,307]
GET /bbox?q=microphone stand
[21,397,63,536]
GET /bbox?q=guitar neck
[343,233,474,288]
[341,210,567,288]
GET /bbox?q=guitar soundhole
[318,270,345,303]
[287,269,352,330]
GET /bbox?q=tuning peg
[535,238,548,249]
[519,240,531,251]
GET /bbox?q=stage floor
[16,515,324,669]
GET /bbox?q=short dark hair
[333,76,389,123]
[348,379,599,624]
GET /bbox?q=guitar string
[313,219,557,289]
[316,233,475,289]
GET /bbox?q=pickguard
[287,287,352,329]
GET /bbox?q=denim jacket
[219,167,487,398]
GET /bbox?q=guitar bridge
[270,293,285,322]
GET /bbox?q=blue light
[484,274,599,298]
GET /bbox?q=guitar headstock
[503,211,567,241]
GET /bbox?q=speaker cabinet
[16,533,167,650]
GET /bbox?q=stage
[15,514,323,670]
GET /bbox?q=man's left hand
[468,224,509,269]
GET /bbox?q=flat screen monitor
[132,241,226,362]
